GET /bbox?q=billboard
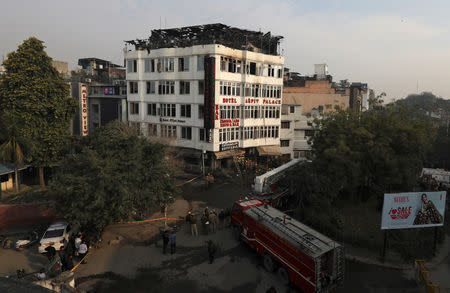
[80,83,88,136]
[381,192,447,229]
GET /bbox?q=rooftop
[125,23,283,56]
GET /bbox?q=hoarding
[381,192,446,230]
[80,84,88,136]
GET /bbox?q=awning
[257,145,282,156]
[214,149,245,160]
[176,148,202,159]
[0,163,30,176]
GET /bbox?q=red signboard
[263,99,281,105]
[220,119,240,127]
[245,98,259,104]
[223,97,237,103]
[80,84,88,136]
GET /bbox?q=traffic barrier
[414,259,446,293]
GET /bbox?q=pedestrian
[209,210,217,233]
[75,233,82,252]
[185,211,192,233]
[206,240,217,264]
[45,245,56,261]
[204,206,209,218]
[58,246,74,271]
[78,240,88,264]
[218,210,225,230]
[66,234,75,257]
[162,230,169,254]
[169,230,176,254]
[201,213,209,235]
[190,213,198,236]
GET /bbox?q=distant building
[280,65,349,159]
[124,23,284,168]
[51,60,69,76]
[349,82,368,114]
[70,58,127,136]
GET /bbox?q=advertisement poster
[381,192,447,229]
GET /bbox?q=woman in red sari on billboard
[413,193,443,225]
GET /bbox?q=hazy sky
[1,0,449,101]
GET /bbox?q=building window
[199,128,205,141]
[92,104,99,114]
[130,102,139,115]
[146,81,155,94]
[281,140,290,147]
[281,121,290,129]
[144,59,151,72]
[197,56,204,71]
[305,129,315,137]
[290,106,295,113]
[161,125,177,137]
[129,81,138,94]
[147,123,157,136]
[198,105,204,119]
[127,60,137,73]
[180,104,191,118]
[147,103,157,116]
[156,58,174,72]
[178,57,189,72]
[161,103,176,117]
[198,81,204,95]
[181,127,192,140]
[294,151,299,158]
[179,81,190,95]
[158,81,175,95]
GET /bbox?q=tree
[0,37,77,189]
[50,121,177,233]
[307,103,435,203]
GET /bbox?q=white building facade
[279,104,315,159]
[124,42,284,161]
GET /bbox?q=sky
[1,0,449,101]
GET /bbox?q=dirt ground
[0,179,427,292]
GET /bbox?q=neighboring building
[70,58,127,136]
[124,24,284,168]
[280,65,349,158]
[349,82,368,114]
[51,60,69,76]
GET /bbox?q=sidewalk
[344,235,450,271]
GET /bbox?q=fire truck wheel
[263,254,276,272]
[277,266,290,285]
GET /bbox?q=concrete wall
[0,202,57,228]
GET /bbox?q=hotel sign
[220,119,240,127]
[220,141,239,151]
[80,83,88,136]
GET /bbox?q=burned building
[124,24,284,168]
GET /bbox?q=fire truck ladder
[251,206,322,255]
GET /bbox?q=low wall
[0,202,57,229]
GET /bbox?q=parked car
[38,221,72,254]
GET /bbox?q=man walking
[218,210,225,230]
[190,212,198,236]
[185,211,191,233]
[162,230,169,254]
[206,240,217,264]
[169,230,176,254]
[58,246,74,271]
[209,210,217,233]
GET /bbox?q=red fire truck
[231,198,344,293]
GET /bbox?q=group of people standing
[39,233,88,280]
[185,207,229,236]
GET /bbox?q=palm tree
[0,135,24,192]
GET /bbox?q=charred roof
[125,23,283,56]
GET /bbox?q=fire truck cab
[231,198,344,293]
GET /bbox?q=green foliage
[0,37,77,171]
[50,121,177,233]
[310,104,435,202]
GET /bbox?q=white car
[38,221,72,254]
